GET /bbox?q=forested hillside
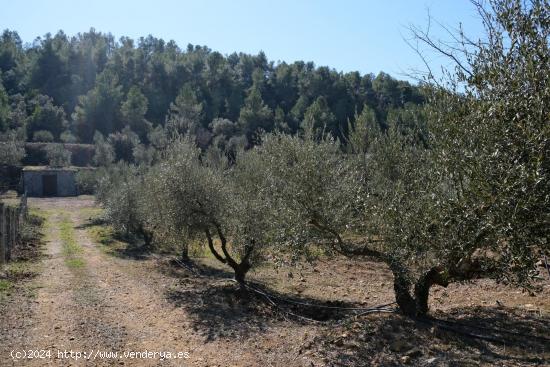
[0,29,423,156]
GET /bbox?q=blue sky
[1,0,485,82]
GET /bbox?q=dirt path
[1,197,314,367]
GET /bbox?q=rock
[426,357,438,365]
[400,356,411,364]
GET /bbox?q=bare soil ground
[0,197,548,366]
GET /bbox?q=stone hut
[22,166,78,197]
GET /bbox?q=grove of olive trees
[94,0,548,319]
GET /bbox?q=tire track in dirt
[69,206,194,366]
[68,199,258,366]
[4,199,127,367]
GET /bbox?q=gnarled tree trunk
[391,263,449,317]
[233,261,252,285]
[205,224,254,287]
[304,219,453,317]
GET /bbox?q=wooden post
[10,207,16,261]
[0,203,5,265]
[5,207,12,262]
[15,207,20,244]
[0,199,26,265]
[19,193,27,221]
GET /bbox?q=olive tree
[226,147,279,280]
[96,163,154,246]
[359,0,550,316]
[242,132,368,259]
[143,139,218,261]
[257,117,446,317]
[360,124,450,316]
[148,138,270,284]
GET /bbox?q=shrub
[96,163,153,245]
[45,144,72,167]
[26,95,67,141]
[132,144,156,166]
[32,130,54,142]
[75,169,97,195]
[60,131,78,143]
[0,130,25,165]
[92,132,114,167]
[107,126,139,163]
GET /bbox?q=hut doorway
[42,174,57,196]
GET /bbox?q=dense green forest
[0,28,423,156]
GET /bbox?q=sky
[1,0,486,82]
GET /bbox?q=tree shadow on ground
[312,306,549,366]
[104,242,152,260]
[76,219,152,261]
[428,307,549,364]
[163,259,368,342]
[75,216,106,229]
[166,281,273,342]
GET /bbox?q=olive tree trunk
[390,263,449,317]
[205,225,254,287]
